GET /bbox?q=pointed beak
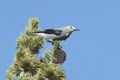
[74,28,80,31]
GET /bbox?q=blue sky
[0,0,120,80]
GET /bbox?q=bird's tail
[26,32,38,36]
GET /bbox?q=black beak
[74,29,80,31]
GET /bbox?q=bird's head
[64,26,80,32]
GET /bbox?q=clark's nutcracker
[27,26,80,43]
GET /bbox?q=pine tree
[6,18,66,80]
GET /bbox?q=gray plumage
[27,26,80,43]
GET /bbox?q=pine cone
[54,48,66,64]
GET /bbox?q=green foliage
[27,17,40,32]
[16,34,43,54]
[53,40,61,52]
[28,18,39,27]
[6,18,66,80]
[6,65,17,80]
[43,50,55,63]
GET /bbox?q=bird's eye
[70,26,72,28]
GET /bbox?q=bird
[27,26,80,43]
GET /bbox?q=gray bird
[27,26,80,43]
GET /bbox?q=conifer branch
[6,18,66,80]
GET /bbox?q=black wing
[32,29,62,35]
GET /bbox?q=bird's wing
[32,29,63,35]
